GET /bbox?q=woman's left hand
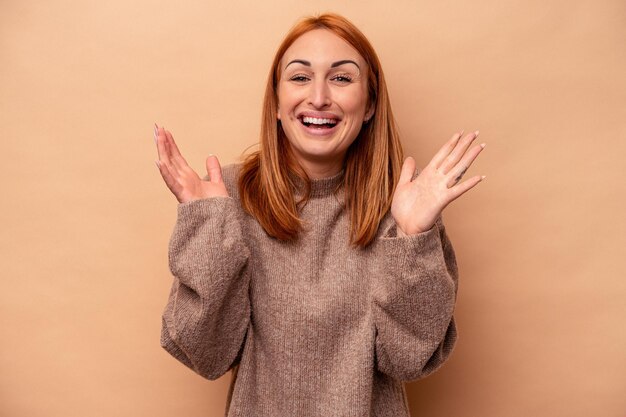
[391,130,486,236]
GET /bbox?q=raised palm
[391,130,485,235]
[154,124,229,203]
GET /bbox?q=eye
[331,74,353,83]
[289,74,310,83]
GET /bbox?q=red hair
[238,13,404,248]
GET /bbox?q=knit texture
[160,163,459,417]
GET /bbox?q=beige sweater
[160,163,459,417]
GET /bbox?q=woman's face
[277,29,374,178]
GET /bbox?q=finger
[156,127,169,161]
[163,129,188,171]
[162,129,183,171]
[156,159,183,198]
[429,131,464,171]
[205,154,223,183]
[447,174,484,200]
[156,127,181,178]
[440,131,479,175]
[446,142,485,188]
[447,166,468,188]
[398,156,416,185]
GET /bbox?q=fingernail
[481,175,486,180]
[480,143,486,148]
[154,124,158,144]
[474,130,480,136]
[154,160,160,169]
[459,129,465,136]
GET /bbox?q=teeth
[302,116,337,125]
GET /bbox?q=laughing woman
[154,12,485,417]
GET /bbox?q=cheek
[339,89,368,113]
[277,84,301,106]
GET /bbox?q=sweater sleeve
[160,196,251,381]
[372,215,459,382]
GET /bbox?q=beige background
[1,0,624,416]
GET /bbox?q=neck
[298,159,344,179]
[289,166,345,199]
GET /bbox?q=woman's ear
[364,101,375,122]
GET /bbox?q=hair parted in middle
[238,12,405,248]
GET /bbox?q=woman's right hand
[154,124,229,203]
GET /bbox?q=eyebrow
[285,59,360,70]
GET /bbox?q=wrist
[396,225,409,237]
[396,223,433,237]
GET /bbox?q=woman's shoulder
[221,162,242,188]
[219,162,243,199]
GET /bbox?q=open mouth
[299,116,339,129]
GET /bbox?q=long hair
[238,12,404,248]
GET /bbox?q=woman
[155,12,485,417]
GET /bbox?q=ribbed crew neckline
[290,169,345,198]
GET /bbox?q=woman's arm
[160,196,251,381]
[372,130,483,381]
[371,215,458,382]
[153,124,249,379]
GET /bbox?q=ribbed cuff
[379,218,443,276]
[175,196,236,228]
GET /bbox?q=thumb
[205,154,223,183]
[398,157,416,185]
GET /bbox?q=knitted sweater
[160,162,459,417]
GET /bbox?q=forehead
[280,29,366,69]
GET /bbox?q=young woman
[155,12,485,417]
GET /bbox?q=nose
[308,79,331,108]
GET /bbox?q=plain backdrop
[1,0,624,416]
